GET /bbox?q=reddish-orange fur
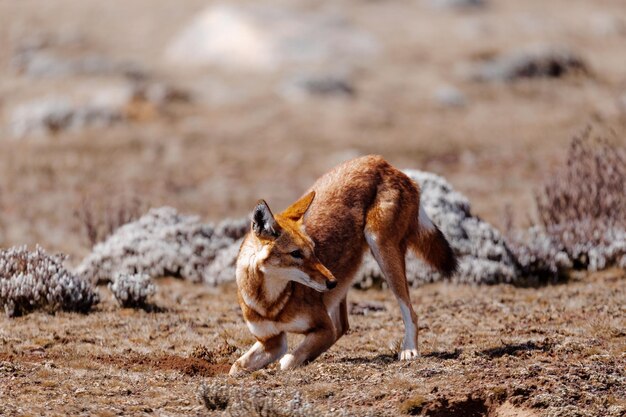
[230,155,457,375]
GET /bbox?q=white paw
[399,348,419,360]
[279,353,297,370]
[229,361,246,376]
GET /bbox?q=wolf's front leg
[229,333,287,376]
[329,296,350,341]
[279,324,335,370]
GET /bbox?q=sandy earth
[0,1,625,416]
[1,270,624,416]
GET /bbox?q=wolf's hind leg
[364,228,419,360]
[229,333,287,376]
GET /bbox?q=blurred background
[0,0,625,259]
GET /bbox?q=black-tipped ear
[252,200,279,238]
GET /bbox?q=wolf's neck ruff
[238,245,294,318]
[240,275,293,319]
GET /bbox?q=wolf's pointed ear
[252,200,279,239]
[283,191,316,221]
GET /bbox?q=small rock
[9,93,126,138]
[280,74,355,100]
[434,85,467,107]
[164,4,379,71]
[427,0,486,10]
[12,51,142,79]
[139,83,191,105]
[11,33,144,79]
[8,81,188,138]
[469,46,588,82]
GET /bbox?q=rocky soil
[1,269,624,416]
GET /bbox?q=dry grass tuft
[536,128,625,235]
[507,127,626,280]
[232,390,326,417]
[191,340,237,365]
[198,380,231,411]
[535,128,626,269]
[75,194,145,247]
[198,381,328,417]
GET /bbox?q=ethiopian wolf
[230,155,457,375]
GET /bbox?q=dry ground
[1,1,625,416]
[1,269,624,416]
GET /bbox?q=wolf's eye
[290,250,303,259]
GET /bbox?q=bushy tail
[410,208,458,277]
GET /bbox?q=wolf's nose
[326,280,337,290]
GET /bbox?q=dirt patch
[0,351,50,364]
[95,352,229,377]
[421,394,490,417]
[0,349,229,377]
[410,393,541,417]
[494,402,540,417]
[190,342,237,365]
